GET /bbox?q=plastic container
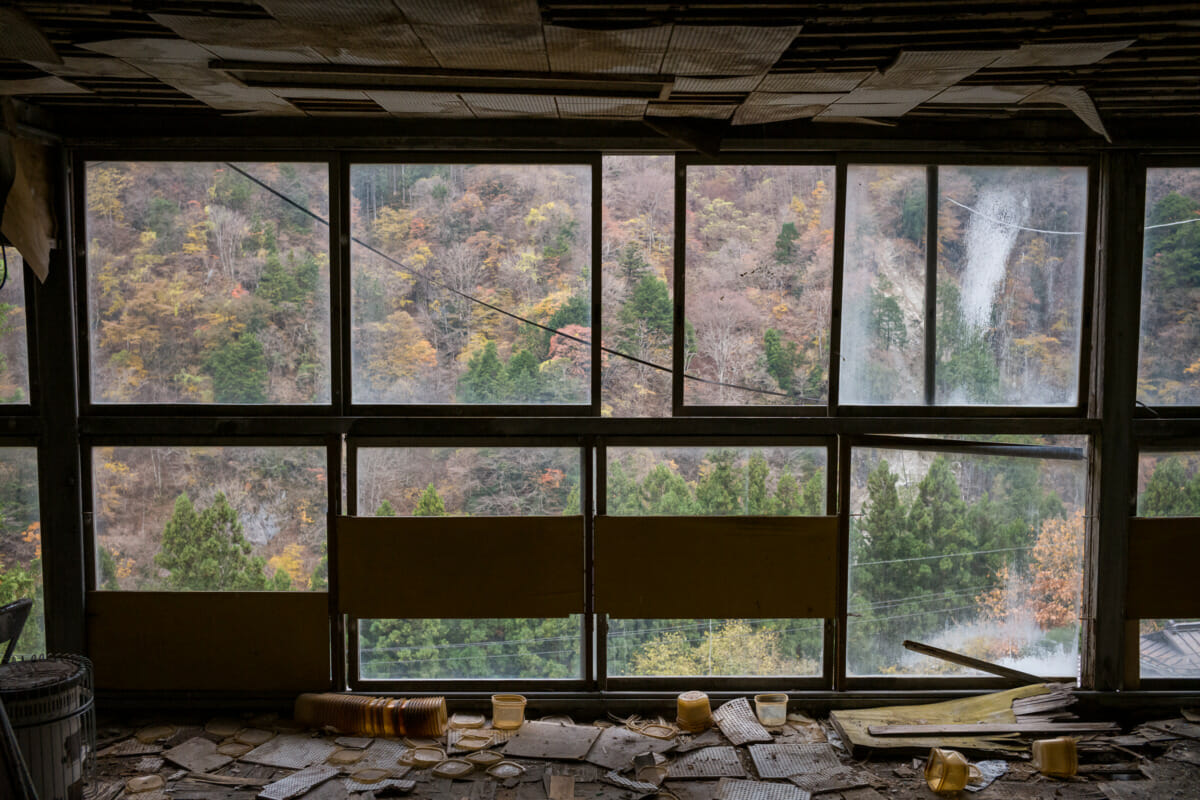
[1032,737,1078,777]
[676,691,712,733]
[754,693,789,727]
[292,693,447,737]
[491,694,527,730]
[924,748,981,793]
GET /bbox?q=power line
[943,196,1083,235]
[225,163,804,401]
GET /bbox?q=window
[848,441,1087,677]
[841,164,1088,407]
[91,446,327,591]
[1139,168,1200,406]
[350,163,593,406]
[602,155,674,417]
[684,163,836,407]
[353,446,581,680]
[0,249,30,404]
[0,448,41,655]
[85,162,331,404]
[604,445,827,678]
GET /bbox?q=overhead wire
[223,163,810,401]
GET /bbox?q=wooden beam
[867,722,1119,736]
[902,640,1044,684]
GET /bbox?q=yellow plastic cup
[1032,737,1078,777]
[491,694,527,730]
[924,748,981,793]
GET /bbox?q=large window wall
[55,149,1197,694]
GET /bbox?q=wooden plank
[902,640,1044,684]
[866,722,1119,736]
[594,516,837,619]
[87,591,330,692]
[335,516,584,618]
[1126,517,1200,619]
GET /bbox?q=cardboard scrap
[712,698,772,746]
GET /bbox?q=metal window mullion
[590,156,603,415]
[594,441,608,690]
[828,161,848,414]
[327,432,344,690]
[672,157,686,415]
[582,439,595,687]
[834,435,852,691]
[332,153,350,415]
[924,165,938,406]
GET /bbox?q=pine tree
[618,275,672,351]
[617,241,650,283]
[640,464,696,515]
[414,483,446,516]
[763,328,798,394]
[747,452,770,514]
[773,468,802,515]
[800,467,825,515]
[257,251,298,306]
[155,492,268,591]
[271,568,292,591]
[696,449,744,515]
[506,349,542,402]
[206,334,268,403]
[376,499,396,516]
[774,222,799,264]
[458,340,506,402]
[1139,457,1199,516]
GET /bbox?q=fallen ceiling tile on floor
[715,778,810,800]
[667,746,746,779]
[748,743,840,779]
[712,698,772,746]
[545,26,673,75]
[586,726,679,770]
[989,40,1136,69]
[162,737,233,773]
[259,764,340,800]
[413,24,549,72]
[241,733,339,770]
[504,721,605,761]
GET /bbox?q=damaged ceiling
[1,2,1199,142]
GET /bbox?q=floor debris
[162,736,233,773]
[712,698,773,746]
[505,720,604,760]
[667,746,746,779]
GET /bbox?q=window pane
[607,618,822,677]
[1140,619,1200,679]
[0,449,41,655]
[350,164,591,405]
[85,162,331,404]
[92,446,327,591]
[684,165,835,406]
[1137,452,1200,517]
[355,447,582,680]
[606,446,827,515]
[0,250,29,403]
[1139,168,1200,405]
[359,616,582,680]
[840,166,927,405]
[602,155,673,417]
[848,444,1086,677]
[356,447,580,516]
[937,166,1086,405]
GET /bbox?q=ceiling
[2,1,1199,144]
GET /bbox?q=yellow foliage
[268,543,309,588]
[87,168,131,223]
[772,302,789,319]
[373,206,413,252]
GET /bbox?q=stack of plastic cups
[294,693,447,737]
[675,691,713,733]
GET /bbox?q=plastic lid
[487,761,527,778]
[412,747,446,767]
[433,759,475,778]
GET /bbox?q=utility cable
[224,163,814,401]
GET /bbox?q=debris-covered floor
[88,689,1200,800]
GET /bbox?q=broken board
[505,721,605,761]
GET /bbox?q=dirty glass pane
[684,164,835,406]
[605,446,827,515]
[1136,452,1200,517]
[1139,168,1200,405]
[359,616,582,680]
[91,446,327,591]
[848,444,1086,677]
[350,163,592,405]
[356,447,580,516]
[85,162,331,404]
[602,155,673,417]
[1140,619,1200,679]
[607,618,822,677]
[840,165,926,405]
[0,250,29,404]
[355,447,581,680]
[0,449,42,656]
[936,166,1086,405]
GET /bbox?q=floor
[85,705,1200,800]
